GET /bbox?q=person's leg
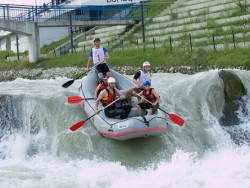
[106,71,111,78]
[116,105,131,119]
[122,104,132,118]
[98,72,103,79]
[151,103,159,114]
[139,103,152,115]
[102,64,111,78]
[135,104,142,116]
[104,107,126,119]
[96,65,103,79]
[147,109,153,115]
[126,88,134,104]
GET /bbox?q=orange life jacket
[102,88,117,108]
[143,88,157,103]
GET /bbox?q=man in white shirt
[126,61,152,104]
[86,38,111,79]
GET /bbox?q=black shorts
[138,103,159,114]
[95,63,110,75]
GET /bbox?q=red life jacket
[143,88,157,103]
[96,81,108,96]
[102,88,117,108]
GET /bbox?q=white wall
[39,27,69,47]
[0,27,69,52]
[10,35,29,52]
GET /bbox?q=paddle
[69,98,120,131]
[68,96,94,104]
[62,63,100,88]
[134,92,185,126]
[62,72,87,88]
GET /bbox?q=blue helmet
[143,80,151,86]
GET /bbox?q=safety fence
[0,3,146,22]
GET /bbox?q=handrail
[0,4,143,22]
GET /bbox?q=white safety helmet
[107,77,116,83]
[143,61,151,67]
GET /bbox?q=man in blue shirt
[86,38,111,79]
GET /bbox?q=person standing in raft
[94,77,108,99]
[126,61,152,104]
[86,37,111,79]
[95,77,132,119]
[135,80,160,116]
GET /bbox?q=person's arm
[152,90,160,106]
[87,50,93,70]
[94,84,101,99]
[132,71,143,87]
[104,52,110,61]
[103,47,109,61]
[95,90,106,113]
[115,88,126,100]
[137,97,145,104]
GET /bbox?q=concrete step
[86,29,124,40]
[75,42,109,52]
[78,35,117,47]
[182,0,218,6]
[143,24,250,43]
[76,25,126,48]
[94,25,126,34]
[134,14,250,37]
[123,32,250,48]
[113,40,250,52]
[151,9,238,29]
[159,0,236,16]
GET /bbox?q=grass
[146,0,176,18]
[1,0,250,75]
[40,36,72,54]
[1,46,250,75]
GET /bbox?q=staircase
[75,25,128,53]
[115,0,250,51]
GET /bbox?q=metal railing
[0,4,145,22]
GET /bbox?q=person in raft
[135,80,160,116]
[95,77,132,119]
[126,61,152,104]
[86,37,111,79]
[94,77,108,99]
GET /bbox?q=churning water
[0,70,250,188]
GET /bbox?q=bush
[0,50,15,61]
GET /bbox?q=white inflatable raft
[79,69,168,140]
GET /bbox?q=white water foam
[0,146,249,188]
[0,71,250,187]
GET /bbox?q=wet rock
[219,70,246,101]
[219,70,247,126]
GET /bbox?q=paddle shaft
[77,62,100,79]
[70,98,120,131]
[62,61,103,88]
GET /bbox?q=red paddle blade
[168,114,185,126]
[69,120,85,131]
[68,96,83,104]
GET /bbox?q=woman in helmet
[135,80,159,116]
[95,77,132,119]
[126,61,152,104]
